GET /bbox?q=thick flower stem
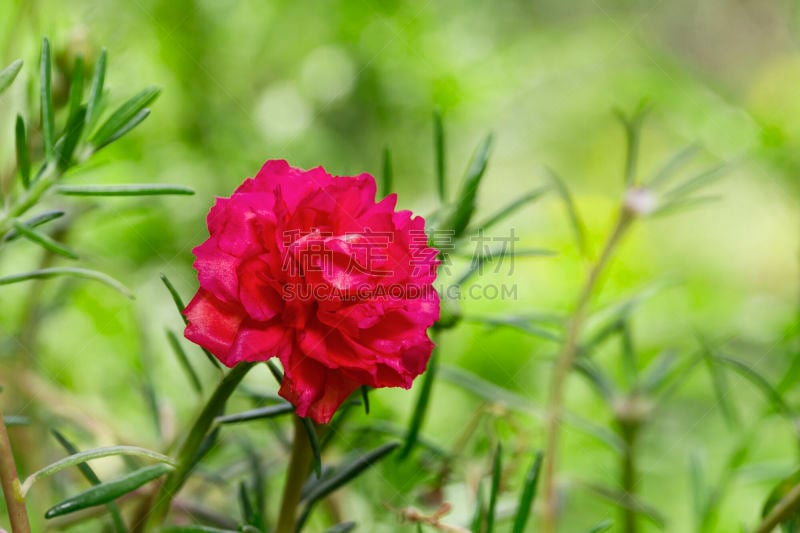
[135,361,255,532]
[542,211,632,533]
[621,425,639,533]
[0,403,31,533]
[276,415,313,533]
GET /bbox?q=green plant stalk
[276,415,313,533]
[0,403,31,533]
[542,210,633,533]
[755,482,800,533]
[138,361,255,530]
[621,424,639,533]
[0,163,58,238]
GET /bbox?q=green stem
[0,163,58,239]
[621,424,639,533]
[137,361,255,530]
[541,211,632,533]
[0,403,31,533]
[276,415,313,533]
[754,482,800,533]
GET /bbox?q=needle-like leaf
[486,443,502,533]
[3,210,64,242]
[302,417,322,479]
[40,38,55,160]
[15,114,30,188]
[434,110,446,202]
[381,146,393,198]
[0,267,133,299]
[512,451,544,533]
[544,166,587,256]
[398,344,439,460]
[57,184,194,196]
[214,403,293,425]
[11,220,79,259]
[85,49,107,134]
[67,56,85,124]
[0,58,23,95]
[90,86,160,148]
[167,329,203,394]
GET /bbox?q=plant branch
[276,415,314,533]
[754,482,800,533]
[541,210,633,533]
[0,402,31,533]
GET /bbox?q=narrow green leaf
[3,416,29,426]
[446,134,493,237]
[486,443,502,533]
[0,267,132,298]
[57,107,86,171]
[689,451,708,522]
[302,416,322,479]
[586,520,614,533]
[651,195,720,218]
[57,184,194,196]
[360,386,370,415]
[159,525,241,533]
[167,329,203,394]
[434,110,446,202]
[638,350,677,394]
[471,482,486,533]
[381,146,393,198]
[160,274,222,369]
[469,186,549,234]
[298,442,399,528]
[45,463,173,518]
[663,163,729,201]
[238,481,255,526]
[3,210,64,242]
[614,102,649,187]
[467,314,562,343]
[85,49,107,134]
[67,56,85,123]
[0,58,23,95]
[716,355,792,417]
[50,430,127,533]
[90,86,161,147]
[649,143,701,188]
[95,108,151,151]
[544,167,587,256]
[456,248,555,287]
[512,451,544,533]
[574,358,616,402]
[214,403,293,425]
[21,445,176,496]
[398,344,439,460]
[266,360,284,383]
[15,114,30,188]
[12,220,79,259]
[326,523,356,533]
[620,319,638,387]
[40,38,55,160]
[580,482,665,528]
[700,340,739,429]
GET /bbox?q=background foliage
[1,0,799,531]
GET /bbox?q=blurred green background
[1,0,800,531]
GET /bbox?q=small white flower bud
[623,187,658,216]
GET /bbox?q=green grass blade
[160,273,188,324]
[586,520,614,532]
[21,445,176,496]
[214,403,293,425]
[67,56,85,124]
[45,463,173,519]
[470,186,549,234]
[90,86,160,148]
[0,58,23,95]
[381,146,393,197]
[15,114,30,188]
[298,442,399,528]
[471,482,486,532]
[3,210,64,242]
[57,107,86,171]
[716,355,793,417]
[512,451,544,533]
[166,329,203,394]
[0,267,132,299]
[544,166,587,256]
[85,48,107,134]
[434,110,446,202]
[40,38,55,160]
[50,430,127,532]
[94,108,151,151]
[57,184,194,196]
[398,344,439,460]
[12,220,79,259]
[648,143,701,189]
[486,443,502,533]
[302,416,322,478]
[447,134,493,237]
